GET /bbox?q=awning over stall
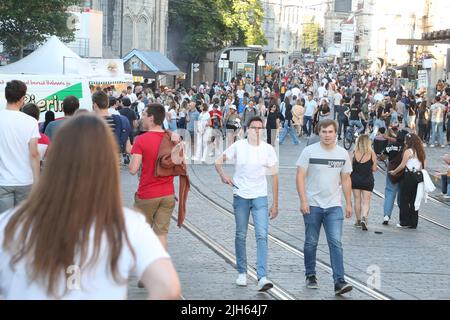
[123,49,183,77]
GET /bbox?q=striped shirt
[104,116,116,132]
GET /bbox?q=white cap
[230,105,237,110]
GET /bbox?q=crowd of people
[0,57,448,299]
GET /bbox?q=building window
[335,0,352,13]
[137,16,150,50]
[334,32,342,44]
[123,15,134,54]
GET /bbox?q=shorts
[134,194,176,235]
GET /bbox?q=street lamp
[119,0,124,58]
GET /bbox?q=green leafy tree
[222,0,267,47]
[169,0,267,65]
[302,23,322,54]
[0,0,81,58]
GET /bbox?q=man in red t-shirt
[130,104,175,250]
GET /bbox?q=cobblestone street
[123,139,450,300]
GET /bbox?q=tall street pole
[120,0,124,58]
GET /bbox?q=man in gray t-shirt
[296,119,354,295]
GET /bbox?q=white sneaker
[441,145,446,148]
[257,277,273,292]
[396,223,408,228]
[236,273,247,286]
[429,144,435,148]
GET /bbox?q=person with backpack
[130,104,178,253]
[92,91,132,163]
[119,97,139,144]
[279,96,300,145]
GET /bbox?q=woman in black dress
[265,104,283,146]
[351,134,377,230]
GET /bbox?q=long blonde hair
[355,134,372,155]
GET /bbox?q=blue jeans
[303,116,313,136]
[303,206,345,283]
[430,122,444,146]
[279,122,299,145]
[384,173,400,217]
[233,195,269,280]
[348,120,363,133]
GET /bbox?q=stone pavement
[122,136,450,300]
[122,169,273,300]
[185,137,450,300]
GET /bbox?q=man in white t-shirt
[0,80,41,213]
[291,85,301,102]
[317,84,327,99]
[429,95,446,147]
[296,119,353,296]
[303,93,317,137]
[333,89,343,120]
[373,89,384,103]
[215,116,279,292]
[127,86,138,104]
[108,96,121,115]
[236,86,245,99]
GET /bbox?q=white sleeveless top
[406,150,422,171]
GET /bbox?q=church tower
[88,0,168,58]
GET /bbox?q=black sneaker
[306,275,319,289]
[123,154,130,165]
[361,217,368,231]
[334,279,352,295]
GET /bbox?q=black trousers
[418,123,427,143]
[399,172,419,228]
[337,118,347,138]
[267,127,275,145]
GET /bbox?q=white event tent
[0,36,132,84]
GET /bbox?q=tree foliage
[168,0,267,63]
[0,0,81,58]
[302,23,323,54]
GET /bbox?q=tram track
[172,214,295,300]
[278,165,450,231]
[373,164,450,231]
[187,168,393,300]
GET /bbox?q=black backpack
[131,102,140,119]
